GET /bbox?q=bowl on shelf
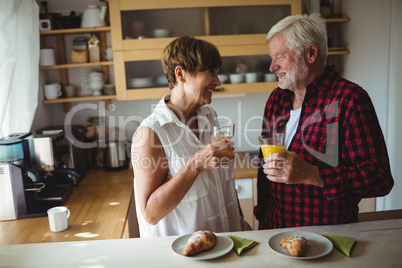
[153,29,170,38]
[229,73,244,84]
[265,73,277,82]
[155,75,169,86]
[129,77,152,88]
[103,84,116,95]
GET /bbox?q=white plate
[171,233,234,260]
[268,231,333,260]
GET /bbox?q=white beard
[278,53,309,91]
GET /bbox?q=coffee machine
[0,131,84,221]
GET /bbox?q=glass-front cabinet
[109,0,302,101]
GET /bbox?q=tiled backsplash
[48,92,270,152]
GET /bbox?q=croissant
[183,231,217,256]
[280,236,308,257]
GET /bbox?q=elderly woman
[132,36,250,237]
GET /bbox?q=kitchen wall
[340,0,402,211]
[32,0,402,210]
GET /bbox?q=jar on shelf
[88,34,100,62]
[130,21,146,39]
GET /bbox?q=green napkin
[227,235,259,255]
[322,234,356,257]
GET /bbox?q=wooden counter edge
[358,209,402,222]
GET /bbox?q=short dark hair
[161,36,223,89]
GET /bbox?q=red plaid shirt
[254,66,394,229]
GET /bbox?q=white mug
[230,73,244,84]
[44,84,62,100]
[103,47,113,61]
[245,72,258,83]
[47,206,70,232]
[265,73,278,82]
[40,48,56,66]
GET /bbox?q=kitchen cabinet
[40,26,115,111]
[236,178,259,230]
[234,152,259,230]
[109,0,303,101]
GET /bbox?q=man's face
[268,35,309,91]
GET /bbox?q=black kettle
[104,140,128,171]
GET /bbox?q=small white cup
[89,71,104,82]
[64,85,75,98]
[44,84,62,100]
[265,73,278,82]
[40,48,56,66]
[230,73,244,84]
[103,47,113,61]
[245,72,258,83]
[47,206,70,232]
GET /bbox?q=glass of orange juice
[258,133,285,158]
[213,119,235,156]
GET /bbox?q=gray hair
[266,13,328,68]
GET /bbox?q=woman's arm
[132,126,234,225]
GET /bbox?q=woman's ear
[175,66,186,83]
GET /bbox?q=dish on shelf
[129,77,152,88]
[156,75,169,86]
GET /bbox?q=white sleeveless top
[132,95,249,237]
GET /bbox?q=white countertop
[1,219,401,267]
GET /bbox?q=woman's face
[184,66,221,106]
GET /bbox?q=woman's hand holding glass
[191,139,234,172]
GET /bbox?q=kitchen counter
[2,151,397,247]
[0,152,257,245]
[0,168,134,245]
[1,218,401,267]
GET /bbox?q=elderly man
[254,13,394,229]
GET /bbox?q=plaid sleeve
[320,88,394,201]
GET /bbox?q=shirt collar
[308,65,339,92]
[153,94,212,128]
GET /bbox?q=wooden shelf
[40,61,114,70]
[39,26,111,35]
[42,95,116,104]
[40,25,115,112]
[325,17,351,23]
[43,95,116,113]
[120,82,276,101]
[328,49,350,56]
